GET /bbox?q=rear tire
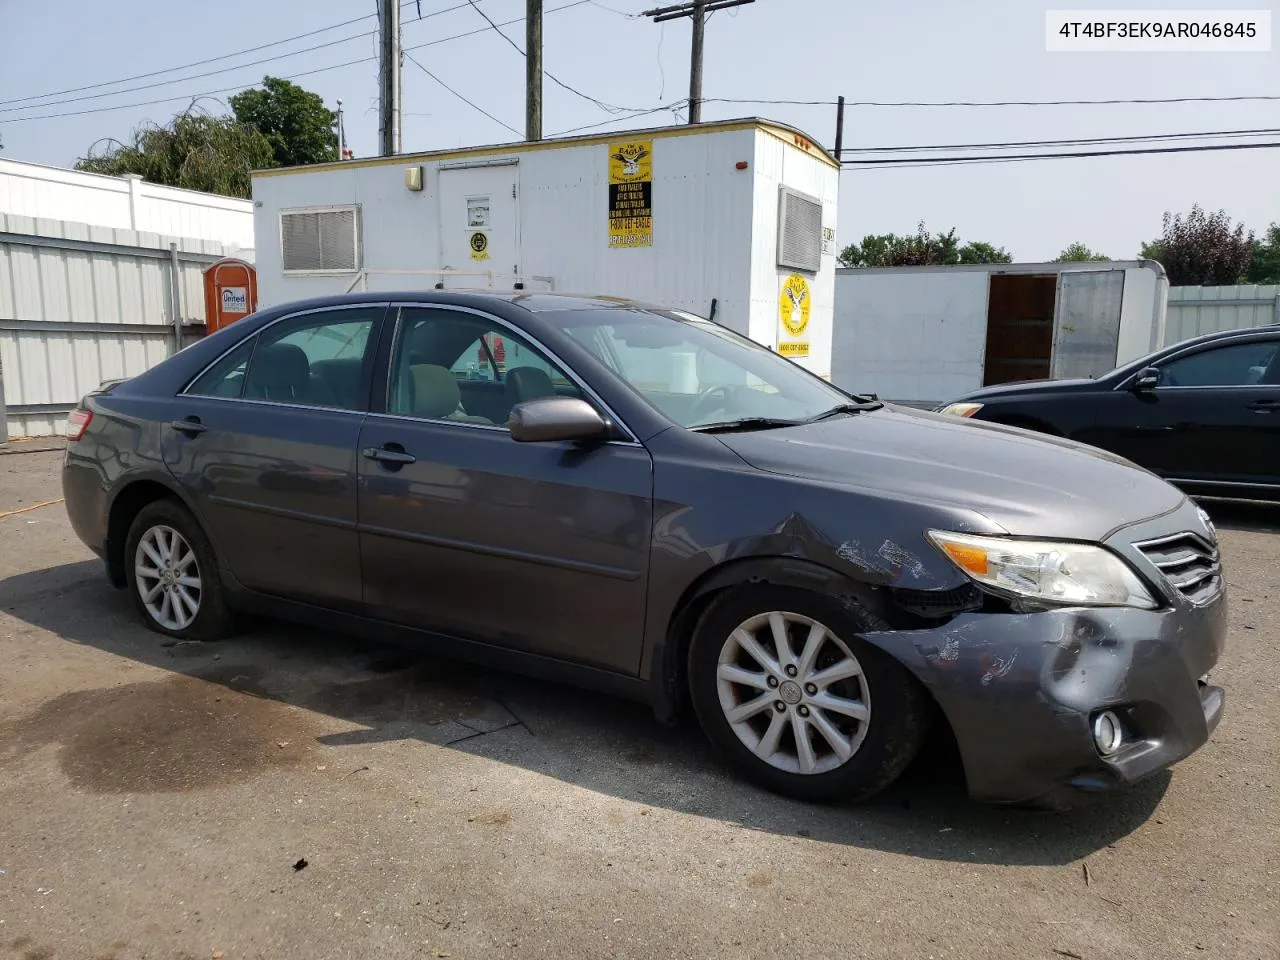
[124,499,234,641]
[687,585,928,803]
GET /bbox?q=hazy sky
[1,0,1277,261]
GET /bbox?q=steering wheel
[688,383,737,422]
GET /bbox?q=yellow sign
[469,230,489,261]
[778,273,810,357]
[608,140,653,248]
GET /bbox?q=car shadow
[0,559,1174,869]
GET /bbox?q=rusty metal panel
[1051,269,1125,379]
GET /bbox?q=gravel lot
[1,442,1276,960]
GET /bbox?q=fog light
[1092,711,1124,756]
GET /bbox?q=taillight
[65,408,93,441]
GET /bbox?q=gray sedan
[61,291,1226,806]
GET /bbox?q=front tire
[688,586,928,803]
[124,499,234,641]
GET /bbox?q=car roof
[1162,323,1279,352]
[259,290,677,317]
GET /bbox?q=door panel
[356,303,653,673]
[438,163,518,286]
[165,304,386,608]
[165,398,366,607]
[1052,270,1124,380]
[1083,336,1280,483]
[357,418,653,672]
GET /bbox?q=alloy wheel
[134,524,202,631]
[716,610,871,775]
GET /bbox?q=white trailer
[250,117,841,378]
[831,260,1169,406]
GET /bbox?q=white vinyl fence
[0,213,226,441]
[1163,284,1279,347]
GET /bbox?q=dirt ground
[1,442,1277,960]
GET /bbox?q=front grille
[1135,532,1223,605]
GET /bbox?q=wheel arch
[649,555,895,723]
[104,473,204,588]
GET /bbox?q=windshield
[554,307,872,429]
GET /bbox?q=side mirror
[508,397,611,443]
[1131,367,1161,392]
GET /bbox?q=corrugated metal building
[0,158,254,259]
[0,159,255,441]
[1164,283,1280,345]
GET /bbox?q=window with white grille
[776,187,823,274]
[281,206,362,273]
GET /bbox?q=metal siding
[832,269,990,403]
[252,129,760,330]
[1,215,224,437]
[749,132,839,378]
[1051,270,1125,379]
[0,158,253,250]
[1164,284,1280,345]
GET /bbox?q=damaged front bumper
[863,506,1228,805]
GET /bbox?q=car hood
[953,377,1098,402]
[714,404,1185,542]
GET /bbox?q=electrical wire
[840,140,1280,168]
[0,13,375,108]
[404,51,521,136]
[0,1,489,115]
[841,126,1280,155]
[1,0,594,124]
[461,0,649,113]
[549,100,687,135]
[706,94,1280,108]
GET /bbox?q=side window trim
[180,302,390,412]
[377,302,640,443]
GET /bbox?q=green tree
[230,76,337,168]
[838,222,1011,267]
[75,108,274,199]
[1139,204,1254,285]
[958,240,1013,264]
[1055,242,1110,262]
[1245,224,1280,284]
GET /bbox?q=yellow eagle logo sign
[610,143,650,178]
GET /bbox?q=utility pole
[526,0,542,140]
[378,0,402,156]
[834,95,845,159]
[641,0,754,125]
[688,1,705,123]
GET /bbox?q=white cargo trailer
[250,117,841,377]
[831,260,1169,405]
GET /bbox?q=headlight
[937,402,984,418]
[927,531,1158,609]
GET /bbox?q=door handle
[170,418,207,435]
[1247,399,1280,412]
[361,446,416,465]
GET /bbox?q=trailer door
[437,161,519,288]
[1051,269,1124,380]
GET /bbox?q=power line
[1,0,593,124]
[707,94,1280,108]
[0,13,375,108]
[461,0,647,113]
[842,126,1280,155]
[0,1,486,115]
[841,140,1280,168]
[404,51,521,137]
[550,100,687,135]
